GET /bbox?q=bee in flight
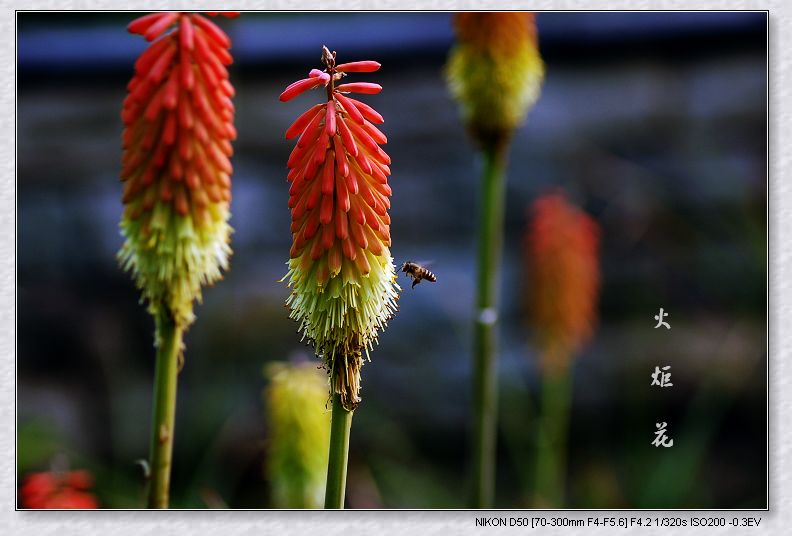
[400,261,437,289]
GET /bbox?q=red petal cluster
[20,470,98,509]
[526,191,600,373]
[283,58,392,286]
[121,12,236,221]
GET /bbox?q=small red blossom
[205,12,241,18]
[20,470,99,509]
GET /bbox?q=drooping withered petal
[118,12,237,329]
[281,46,398,410]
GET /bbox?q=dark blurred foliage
[17,12,766,508]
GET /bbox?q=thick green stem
[324,392,353,509]
[147,309,183,509]
[471,144,508,508]
[534,366,572,507]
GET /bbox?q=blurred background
[17,11,766,508]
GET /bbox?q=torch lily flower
[446,12,545,508]
[118,12,237,329]
[118,12,237,509]
[526,191,600,507]
[526,191,600,374]
[281,47,398,412]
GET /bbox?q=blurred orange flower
[526,191,600,373]
[446,12,544,149]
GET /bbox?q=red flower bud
[336,60,381,73]
[335,82,383,95]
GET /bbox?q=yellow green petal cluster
[264,361,331,508]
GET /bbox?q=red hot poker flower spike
[119,12,237,329]
[282,46,398,411]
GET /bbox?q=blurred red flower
[20,470,99,509]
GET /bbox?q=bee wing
[412,260,435,268]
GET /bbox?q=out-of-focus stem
[471,142,508,508]
[324,391,353,509]
[534,365,572,507]
[147,309,183,509]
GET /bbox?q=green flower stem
[534,366,572,507]
[471,143,508,508]
[324,391,353,509]
[147,309,183,509]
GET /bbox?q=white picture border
[4,1,783,534]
